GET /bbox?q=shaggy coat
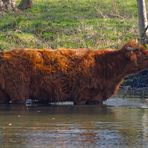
[0,40,148,104]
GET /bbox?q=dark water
[0,97,148,148]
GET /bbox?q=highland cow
[0,40,148,105]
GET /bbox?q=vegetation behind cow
[0,0,139,50]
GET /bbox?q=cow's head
[121,40,148,73]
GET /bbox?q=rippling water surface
[0,97,148,148]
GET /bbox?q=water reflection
[0,98,148,148]
[142,111,148,145]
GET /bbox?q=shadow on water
[0,97,148,148]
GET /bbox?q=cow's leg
[0,89,10,104]
[4,72,30,104]
[5,81,29,104]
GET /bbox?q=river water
[0,97,148,148]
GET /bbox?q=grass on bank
[0,0,139,50]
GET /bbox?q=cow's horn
[126,47,137,51]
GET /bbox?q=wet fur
[0,41,148,104]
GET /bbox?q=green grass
[0,0,139,50]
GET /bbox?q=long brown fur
[0,40,148,104]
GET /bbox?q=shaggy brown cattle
[0,40,148,104]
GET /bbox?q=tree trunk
[0,0,16,11]
[18,0,32,10]
[137,0,148,44]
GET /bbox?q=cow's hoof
[86,100,103,105]
[74,101,86,105]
